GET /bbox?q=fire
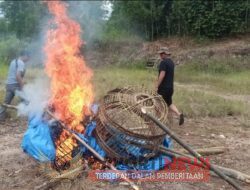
[44,1,94,164]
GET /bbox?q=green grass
[175,57,250,95]
[174,88,249,118]
[93,65,156,100]
[0,63,8,80]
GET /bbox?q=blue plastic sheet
[79,121,106,158]
[80,121,172,171]
[116,138,172,171]
[21,113,56,162]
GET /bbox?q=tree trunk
[246,0,249,30]
[151,0,154,41]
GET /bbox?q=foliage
[173,0,248,37]
[0,1,106,63]
[0,35,28,64]
[0,1,46,39]
[108,0,250,39]
[107,0,167,40]
[1,0,248,41]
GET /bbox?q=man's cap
[20,50,31,57]
[157,47,171,55]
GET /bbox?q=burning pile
[44,1,93,167]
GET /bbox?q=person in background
[156,47,184,126]
[0,50,30,120]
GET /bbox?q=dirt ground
[0,115,250,190]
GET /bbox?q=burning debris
[1,1,249,190]
[20,87,171,190]
[43,1,94,170]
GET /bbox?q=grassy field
[1,60,250,123]
[177,55,250,92]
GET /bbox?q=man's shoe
[179,113,184,126]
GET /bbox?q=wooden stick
[178,146,227,156]
[132,141,250,184]
[141,108,243,190]
[159,146,250,184]
[215,166,250,184]
[2,103,18,110]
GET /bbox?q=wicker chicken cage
[95,87,168,162]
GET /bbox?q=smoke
[24,1,107,62]
[25,16,50,67]
[67,1,108,45]
[17,76,50,116]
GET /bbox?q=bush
[0,35,28,64]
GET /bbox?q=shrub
[0,35,28,64]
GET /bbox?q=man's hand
[153,79,158,92]
[156,71,166,91]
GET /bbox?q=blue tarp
[78,121,106,158]
[21,113,56,162]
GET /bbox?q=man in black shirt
[156,47,184,125]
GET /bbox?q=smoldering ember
[0,1,250,190]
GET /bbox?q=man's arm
[157,71,166,89]
[16,71,24,89]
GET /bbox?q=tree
[0,1,46,39]
[108,0,250,39]
[180,0,248,37]
[108,0,167,40]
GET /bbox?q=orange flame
[44,1,94,162]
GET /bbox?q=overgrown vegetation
[0,1,105,64]
[107,0,250,40]
[1,1,249,42]
[0,35,28,64]
[0,1,46,39]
